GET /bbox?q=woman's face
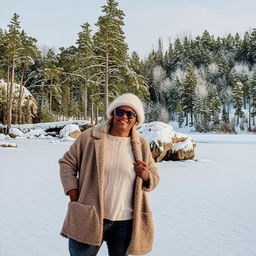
[112,105,137,133]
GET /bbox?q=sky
[1,0,256,58]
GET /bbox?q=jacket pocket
[61,202,101,245]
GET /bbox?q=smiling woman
[59,93,160,256]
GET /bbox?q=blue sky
[1,0,256,57]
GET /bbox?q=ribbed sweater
[104,134,136,221]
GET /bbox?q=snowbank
[139,121,175,146]
[11,120,89,133]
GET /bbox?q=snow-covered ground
[0,134,256,256]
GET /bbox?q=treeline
[1,0,256,133]
[140,31,256,132]
[0,0,148,131]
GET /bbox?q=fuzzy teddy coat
[59,121,160,255]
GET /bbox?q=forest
[1,0,256,133]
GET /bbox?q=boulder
[59,124,81,139]
[150,141,173,162]
[166,138,196,161]
[9,128,25,138]
[0,142,18,148]
[139,122,196,162]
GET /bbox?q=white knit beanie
[106,93,145,129]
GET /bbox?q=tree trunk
[84,84,87,120]
[190,108,193,126]
[185,110,188,126]
[49,77,53,112]
[7,56,16,131]
[17,66,25,124]
[104,41,109,120]
[91,97,94,125]
[96,105,99,125]
[4,65,11,126]
[248,97,251,131]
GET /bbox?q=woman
[59,93,159,256]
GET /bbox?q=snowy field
[0,134,256,256]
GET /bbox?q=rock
[25,128,45,138]
[0,142,18,148]
[150,141,173,162]
[69,130,81,139]
[139,122,196,162]
[9,128,25,138]
[167,138,196,161]
[59,124,81,139]
[80,123,94,132]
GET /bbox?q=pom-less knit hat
[106,93,145,129]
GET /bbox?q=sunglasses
[115,108,137,119]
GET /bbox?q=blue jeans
[69,219,133,256]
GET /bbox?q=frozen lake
[0,134,256,256]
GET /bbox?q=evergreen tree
[93,0,128,119]
[208,89,221,128]
[16,30,38,123]
[5,13,22,130]
[232,81,244,125]
[249,72,256,127]
[176,103,184,127]
[41,49,62,113]
[182,67,197,126]
[75,22,97,119]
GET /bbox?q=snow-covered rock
[139,121,196,161]
[0,142,18,148]
[9,128,25,138]
[11,120,89,134]
[139,121,175,147]
[59,124,81,139]
[25,128,46,138]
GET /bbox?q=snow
[11,120,88,134]
[59,124,80,139]
[9,128,25,138]
[0,134,256,256]
[0,134,6,140]
[172,139,194,152]
[0,79,32,98]
[139,121,175,145]
[25,128,46,138]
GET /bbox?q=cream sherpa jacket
[59,121,159,255]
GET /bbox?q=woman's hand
[134,160,149,181]
[68,189,78,202]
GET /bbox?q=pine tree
[5,13,22,130]
[176,103,184,127]
[208,90,221,128]
[93,0,128,119]
[249,72,256,127]
[182,67,197,126]
[194,95,211,132]
[247,28,256,66]
[75,22,97,119]
[232,81,244,125]
[41,49,62,113]
[16,30,38,123]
